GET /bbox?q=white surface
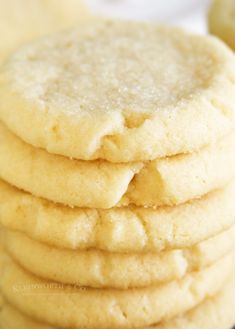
[86,0,212,34]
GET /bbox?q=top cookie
[0,21,235,162]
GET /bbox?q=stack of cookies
[0,20,235,329]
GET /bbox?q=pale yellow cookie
[3,226,235,289]
[1,179,235,253]
[1,123,235,208]
[154,273,235,329]
[121,131,235,207]
[1,21,235,162]
[1,124,235,209]
[0,228,4,274]
[1,275,235,329]
[208,0,235,51]
[0,229,5,312]
[0,302,55,329]
[0,251,233,329]
[0,0,92,61]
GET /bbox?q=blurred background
[86,0,212,33]
[0,0,216,63]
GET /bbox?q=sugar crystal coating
[1,20,235,162]
[8,22,219,117]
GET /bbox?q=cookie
[0,302,55,329]
[0,250,233,329]
[1,179,235,253]
[154,276,235,329]
[1,21,235,163]
[208,0,235,51]
[4,226,235,289]
[0,228,4,270]
[1,123,235,208]
[0,0,91,61]
[1,275,235,329]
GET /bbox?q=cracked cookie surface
[1,123,235,208]
[1,179,235,253]
[3,226,235,289]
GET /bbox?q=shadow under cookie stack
[0,20,235,329]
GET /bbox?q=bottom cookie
[0,251,234,329]
[1,274,235,329]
